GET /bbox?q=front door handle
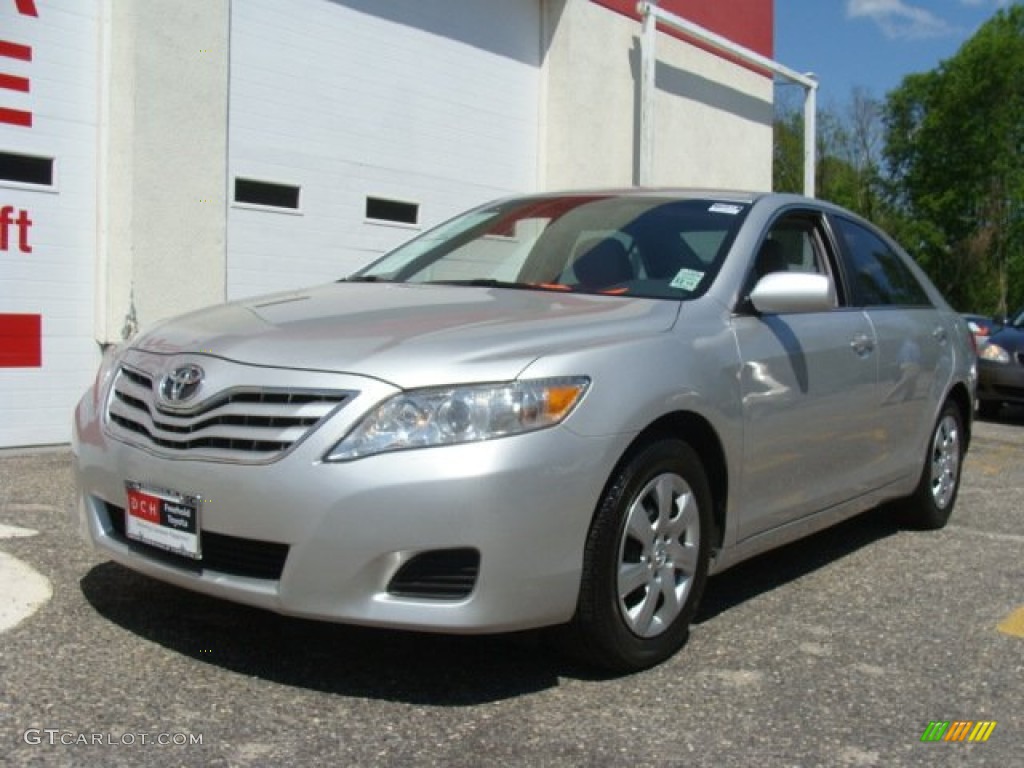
[850,333,875,357]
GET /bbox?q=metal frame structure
[637,1,818,196]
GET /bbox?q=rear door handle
[850,333,875,357]
[933,326,948,344]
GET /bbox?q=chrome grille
[106,365,354,462]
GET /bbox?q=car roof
[515,188,765,204]
[499,188,866,218]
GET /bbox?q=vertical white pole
[638,1,657,186]
[95,0,113,343]
[803,75,818,198]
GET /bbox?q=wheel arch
[945,381,973,452]
[610,411,729,553]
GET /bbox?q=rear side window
[833,217,931,307]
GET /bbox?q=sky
[774,0,1016,107]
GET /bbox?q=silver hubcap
[930,414,960,510]
[617,473,700,638]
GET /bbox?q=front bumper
[72,384,627,634]
[977,359,1024,405]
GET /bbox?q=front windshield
[351,195,750,300]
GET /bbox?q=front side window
[744,211,841,307]
[351,196,751,300]
[833,217,931,307]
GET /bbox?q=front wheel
[559,439,712,672]
[902,401,964,530]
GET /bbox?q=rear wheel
[560,439,711,672]
[902,401,964,530]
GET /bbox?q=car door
[830,214,949,484]
[731,210,881,541]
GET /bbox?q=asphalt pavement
[1,410,1022,767]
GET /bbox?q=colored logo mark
[920,720,996,743]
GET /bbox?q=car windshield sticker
[670,268,704,291]
[708,203,743,215]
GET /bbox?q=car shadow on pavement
[695,504,902,624]
[79,560,576,704]
[80,504,905,703]
[975,403,1024,426]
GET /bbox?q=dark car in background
[977,306,1024,418]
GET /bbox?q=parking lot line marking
[947,525,1024,543]
[0,525,52,634]
[0,523,39,538]
[996,606,1024,638]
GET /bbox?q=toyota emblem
[159,364,205,404]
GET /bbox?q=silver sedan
[72,190,976,671]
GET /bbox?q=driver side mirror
[749,272,834,314]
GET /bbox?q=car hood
[132,282,681,388]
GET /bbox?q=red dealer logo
[128,490,162,525]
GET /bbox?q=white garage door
[0,0,99,448]
[226,0,541,299]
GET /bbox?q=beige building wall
[96,0,229,343]
[541,0,773,191]
[95,0,772,342]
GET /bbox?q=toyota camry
[72,190,976,671]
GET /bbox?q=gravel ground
[0,411,1021,767]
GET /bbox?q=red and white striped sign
[0,0,39,368]
[0,0,36,127]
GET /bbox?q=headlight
[325,376,590,461]
[980,343,1011,364]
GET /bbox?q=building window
[366,196,419,225]
[0,151,54,187]
[234,178,300,210]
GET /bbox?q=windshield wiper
[424,279,573,292]
[428,279,521,287]
[342,277,577,292]
[340,275,388,283]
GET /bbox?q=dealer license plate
[125,483,202,559]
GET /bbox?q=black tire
[977,400,1001,420]
[559,439,712,672]
[902,400,965,530]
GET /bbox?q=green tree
[772,99,804,194]
[842,87,887,221]
[883,5,1024,314]
[773,89,888,221]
